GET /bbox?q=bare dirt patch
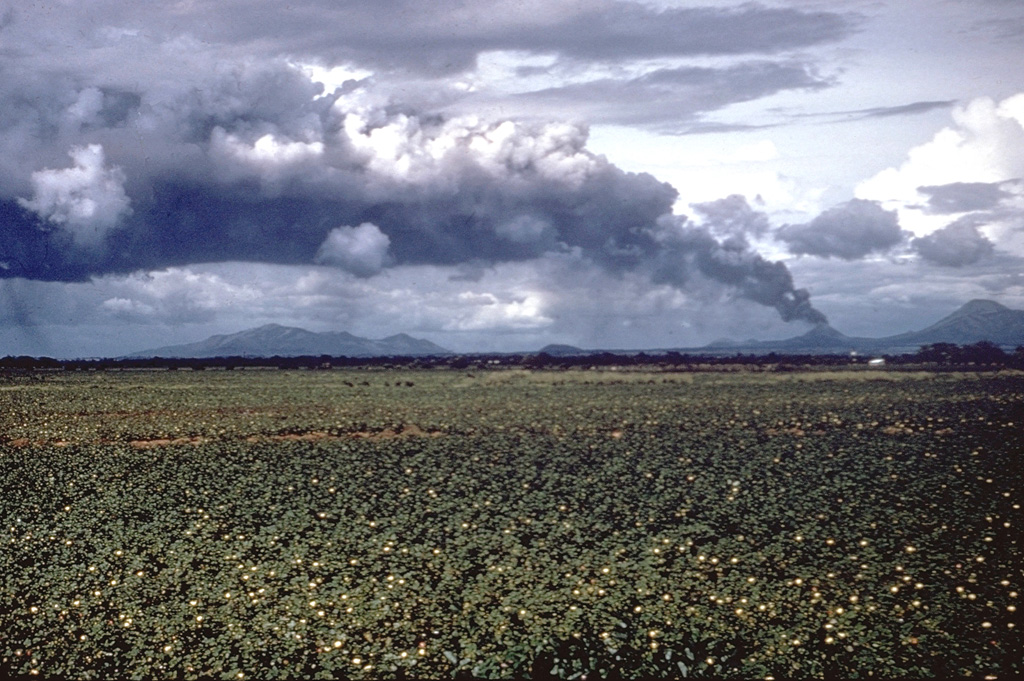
[266,431,331,442]
[351,424,444,440]
[253,424,445,443]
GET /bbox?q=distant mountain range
[131,324,450,358]
[539,299,1024,357]
[704,299,1024,354]
[130,299,1023,359]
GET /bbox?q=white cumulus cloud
[856,93,1024,237]
[18,144,132,247]
[315,223,392,277]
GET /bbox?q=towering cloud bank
[0,93,828,324]
[0,0,852,331]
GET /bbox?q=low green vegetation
[1,369,1021,678]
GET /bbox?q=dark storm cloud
[912,217,996,267]
[777,199,907,260]
[917,180,1020,214]
[515,62,831,127]
[0,61,625,278]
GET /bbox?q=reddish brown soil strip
[266,424,444,442]
[129,436,209,449]
[267,431,332,442]
[351,424,444,440]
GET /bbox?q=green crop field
[1,368,1021,679]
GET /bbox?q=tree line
[2,341,1023,374]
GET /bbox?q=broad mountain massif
[131,324,450,358]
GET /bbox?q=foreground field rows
[2,369,1021,678]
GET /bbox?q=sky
[2,0,1024,357]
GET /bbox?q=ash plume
[0,50,831,327]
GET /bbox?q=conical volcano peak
[800,323,848,339]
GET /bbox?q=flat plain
[1,368,1021,678]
